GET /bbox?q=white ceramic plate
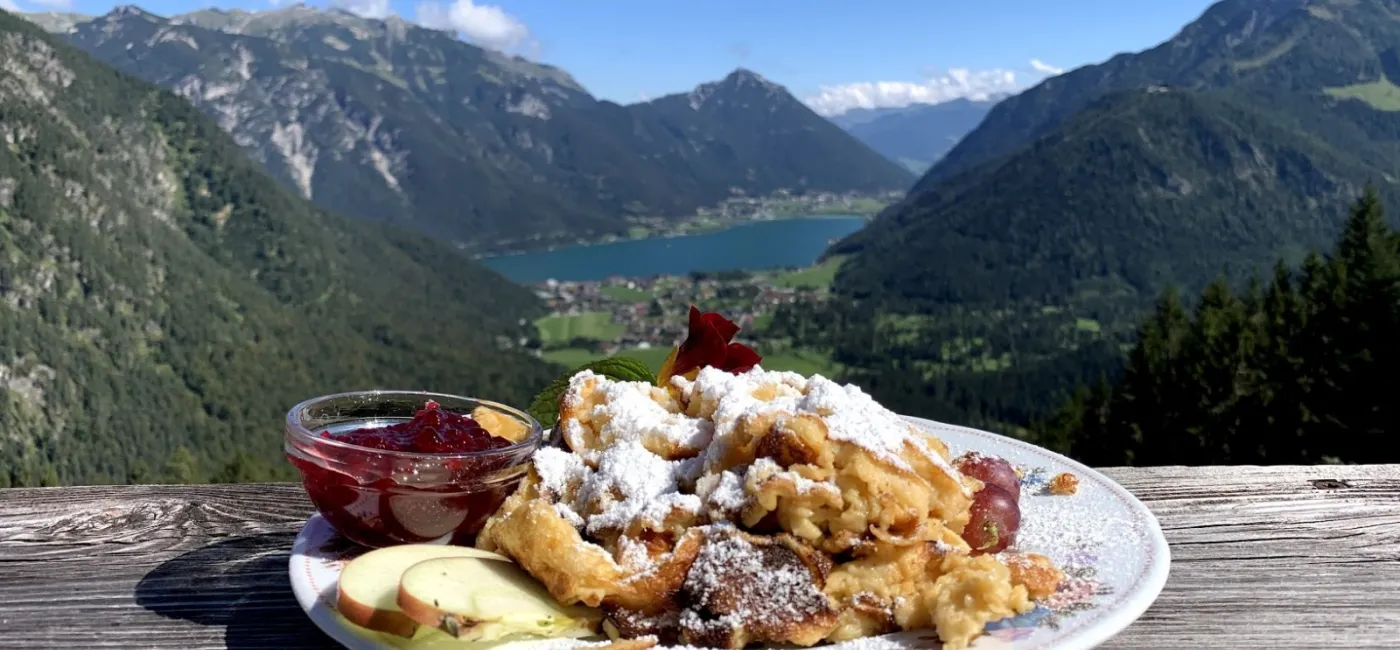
[290,415,1170,650]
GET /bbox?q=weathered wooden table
[1,465,1397,649]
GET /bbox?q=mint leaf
[528,356,659,427]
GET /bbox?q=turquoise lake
[480,216,867,283]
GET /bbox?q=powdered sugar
[533,447,587,500]
[537,368,970,541]
[680,529,835,633]
[745,458,841,500]
[563,370,714,464]
[553,502,585,529]
[681,367,964,489]
[799,375,961,484]
[695,469,748,519]
[1012,483,1143,567]
[538,439,702,537]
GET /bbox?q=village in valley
[523,258,847,376]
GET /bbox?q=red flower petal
[657,306,762,383]
[700,311,740,343]
[720,342,762,374]
[669,306,729,378]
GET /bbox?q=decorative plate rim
[289,415,1172,650]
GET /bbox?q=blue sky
[11,0,1219,115]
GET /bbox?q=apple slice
[397,556,602,642]
[336,544,510,637]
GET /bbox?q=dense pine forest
[771,190,1399,467]
[1037,188,1399,466]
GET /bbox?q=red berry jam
[289,401,527,548]
[325,400,512,454]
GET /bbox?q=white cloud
[0,0,19,10]
[1030,58,1065,75]
[804,67,1024,116]
[415,0,530,51]
[333,0,392,19]
[25,0,72,8]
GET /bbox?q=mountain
[42,7,911,252]
[629,69,917,197]
[828,98,1003,174]
[835,0,1400,314]
[807,0,1400,435]
[16,10,90,33]
[0,9,559,487]
[833,87,1394,311]
[919,0,1400,189]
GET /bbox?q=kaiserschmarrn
[477,367,1063,650]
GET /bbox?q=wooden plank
[0,466,1397,649]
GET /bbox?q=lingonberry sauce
[290,401,524,548]
[324,400,511,454]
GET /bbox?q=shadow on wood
[135,532,337,649]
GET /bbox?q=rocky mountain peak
[16,11,93,34]
[688,67,791,110]
[110,5,155,18]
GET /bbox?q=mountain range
[0,9,558,486]
[819,0,1400,430]
[836,0,1400,315]
[829,97,1004,174]
[12,0,1400,481]
[22,6,911,252]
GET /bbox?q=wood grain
[1,466,1397,649]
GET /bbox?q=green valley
[524,264,846,378]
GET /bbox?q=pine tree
[1324,186,1400,460]
[1048,191,1400,466]
[1110,286,1189,464]
[1246,261,1309,462]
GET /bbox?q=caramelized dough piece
[676,529,838,649]
[1001,551,1065,600]
[608,528,705,614]
[480,469,706,613]
[477,472,628,607]
[604,608,682,646]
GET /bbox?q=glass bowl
[284,390,542,548]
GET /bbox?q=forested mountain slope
[808,0,1400,435]
[0,10,557,486]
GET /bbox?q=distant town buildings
[530,270,828,355]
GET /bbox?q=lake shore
[475,193,888,258]
[480,215,867,284]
